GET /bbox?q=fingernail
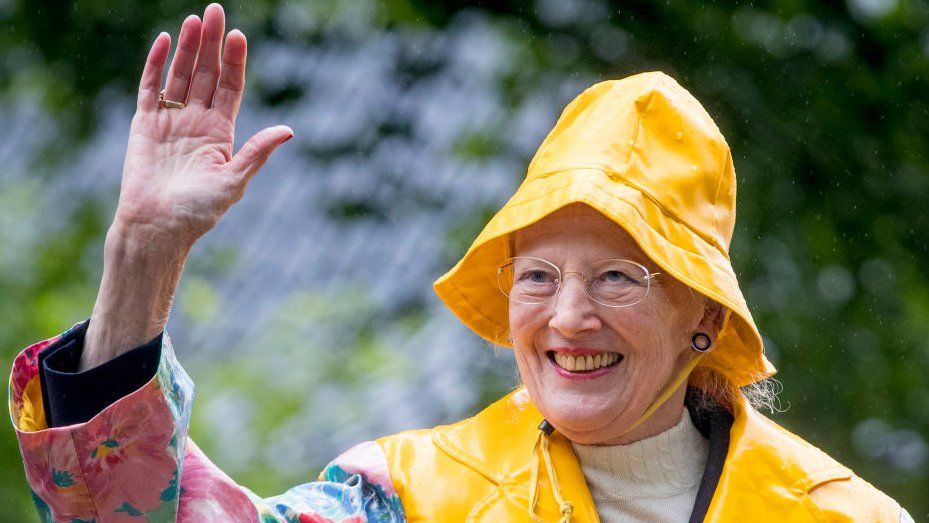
[282,134,294,144]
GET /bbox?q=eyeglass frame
[496,256,663,308]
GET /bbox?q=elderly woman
[9,5,911,522]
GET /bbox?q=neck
[571,408,709,501]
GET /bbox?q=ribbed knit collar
[570,409,709,500]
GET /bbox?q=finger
[162,14,202,103]
[212,29,247,122]
[137,32,171,112]
[187,3,225,107]
[227,125,294,183]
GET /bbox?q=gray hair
[689,367,787,414]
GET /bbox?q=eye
[601,270,633,283]
[520,270,555,284]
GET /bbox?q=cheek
[508,303,547,345]
[513,346,540,381]
[606,307,678,367]
[508,305,549,386]
[644,292,692,335]
[604,307,658,343]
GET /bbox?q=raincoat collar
[432,388,599,522]
[431,388,853,522]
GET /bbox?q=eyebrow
[509,233,654,269]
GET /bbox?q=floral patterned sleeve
[8,325,406,522]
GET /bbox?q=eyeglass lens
[497,257,651,307]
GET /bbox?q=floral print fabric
[8,325,406,522]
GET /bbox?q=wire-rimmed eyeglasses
[496,256,661,308]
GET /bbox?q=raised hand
[83,4,291,370]
[117,3,292,249]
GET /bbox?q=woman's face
[510,204,721,445]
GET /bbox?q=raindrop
[590,25,629,62]
[535,0,583,28]
[816,265,855,305]
[785,14,822,50]
[859,258,894,294]
[817,28,852,62]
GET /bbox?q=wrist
[105,219,193,261]
[83,222,190,371]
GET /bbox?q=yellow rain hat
[434,71,775,388]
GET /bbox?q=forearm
[83,221,190,371]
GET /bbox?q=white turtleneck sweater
[571,410,709,523]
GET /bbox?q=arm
[83,2,292,371]
[10,325,405,522]
[808,475,913,523]
[8,3,404,521]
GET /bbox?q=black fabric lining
[686,388,735,522]
[38,320,162,427]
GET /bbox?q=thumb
[228,125,293,183]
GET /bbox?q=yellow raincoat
[378,71,905,521]
[378,388,903,521]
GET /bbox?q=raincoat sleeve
[8,323,406,522]
[809,474,914,523]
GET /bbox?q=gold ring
[158,89,187,110]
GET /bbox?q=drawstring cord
[527,354,705,522]
[614,354,704,436]
[530,420,574,523]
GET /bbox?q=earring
[691,333,712,353]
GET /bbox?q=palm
[121,107,234,236]
[115,4,292,247]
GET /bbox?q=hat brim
[433,168,775,388]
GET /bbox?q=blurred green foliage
[2,0,928,520]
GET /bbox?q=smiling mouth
[547,351,624,373]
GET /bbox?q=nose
[548,275,602,337]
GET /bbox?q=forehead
[513,203,650,264]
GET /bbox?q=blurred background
[2,0,928,519]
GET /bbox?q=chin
[545,412,622,445]
[535,389,630,441]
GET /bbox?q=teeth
[553,352,619,372]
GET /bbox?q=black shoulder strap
[686,389,735,523]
